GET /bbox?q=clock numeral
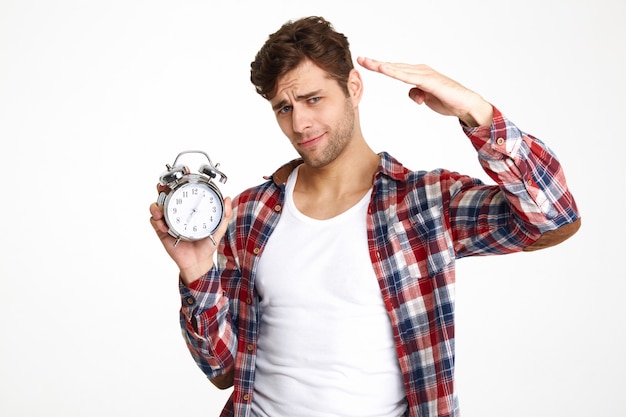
[182,191,189,198]
[172,208,177,214]
[192,188,199,195]
[175,198,183,205]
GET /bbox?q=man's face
[269,60,356,169]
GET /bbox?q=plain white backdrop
[1,0,624,416]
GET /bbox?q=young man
[150,16,580,417]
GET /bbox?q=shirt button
[185,296,195,306]
[526,178,533,186]
[274,204,282,212]
[246,297,252,305]
[243,394,250,401]
[247,344,254,351]
[496,137,505,146]
[253,248,260,255]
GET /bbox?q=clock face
[163,181,224,240]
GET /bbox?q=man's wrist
[459,99,493,128]
[180,261,214,287]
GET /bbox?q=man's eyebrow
[272,99,288,111]
[296,90,323,101]
[271,90,323,111]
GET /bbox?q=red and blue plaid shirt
[179,107,579,417]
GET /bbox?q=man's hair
[250,16,354,100]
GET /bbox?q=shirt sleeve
[178,254,238,381]
[451,106,580,255]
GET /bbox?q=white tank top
[252,166,406,417]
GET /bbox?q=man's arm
[357,58,580,250]
[178,238,240,387]
[150,189,238,386]
[211,369,235,389]
[524,219,581,250]
[459,107,580,252]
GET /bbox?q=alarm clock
[157,150,227,247]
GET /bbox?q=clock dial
[164,181,224,240]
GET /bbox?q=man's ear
[347,68,364,105]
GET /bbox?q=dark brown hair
[250,16,354,100]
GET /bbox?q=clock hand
[185,208,197,224]
[186,194,204,223]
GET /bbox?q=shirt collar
[268,152,406,186]
[376,151,407,182]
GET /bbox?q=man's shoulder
[378,151,443,184]
[232,158,302,206]
[234,180,277,205]
[376,152,483,207]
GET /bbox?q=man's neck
[293,141,380,220]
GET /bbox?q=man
[150,16,580,417]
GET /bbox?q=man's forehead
[271,61,333,102]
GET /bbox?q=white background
[1,0,624,416]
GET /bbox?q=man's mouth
[298,133,324,147]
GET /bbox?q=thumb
[408,87,424,104]
[212,197,234,243]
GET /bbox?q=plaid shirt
[179,107,579,417]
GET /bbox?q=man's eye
[279,105,292,114]
[309,97,321,104]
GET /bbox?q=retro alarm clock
[157,150,227,247]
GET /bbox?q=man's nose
[292,106,313,133]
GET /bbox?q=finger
[223,197,233,221]
[408,87,424,104]
[149,202,164,220]
[156,183,170,194]
[357,56,399,77]
[211,197,233,244]
[149,217,169,236]
[358,56,431,86]
[356,56,383,72]
[149,203,169,234]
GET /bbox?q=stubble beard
[298,99,355,169]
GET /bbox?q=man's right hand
[356,57,493,127]
[149,185,233,286]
